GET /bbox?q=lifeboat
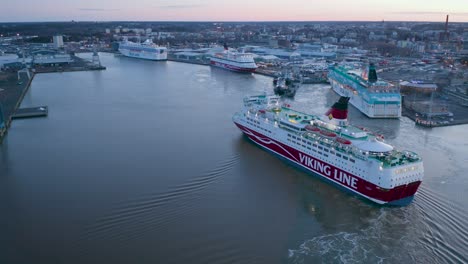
[356,125,369,132]
[305,125,321,132]
[320,130,337,137]
[272,107,281,113]
[336,137,352,145]
[258,109,266,114]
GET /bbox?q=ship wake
[288,188,468,264]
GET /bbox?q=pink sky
[1,0,468,22]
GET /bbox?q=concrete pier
[12,106,48,119]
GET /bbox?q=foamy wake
[287,207,438,264]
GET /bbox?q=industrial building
[0,53,19,70]
[400,80,438,94]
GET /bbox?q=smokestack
[325,97,350,120]
[368,63,378,83]
[445,15,449,42]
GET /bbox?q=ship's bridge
[279,119,306,132]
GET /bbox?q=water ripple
[74,154,240,258]
[415,186,468,263]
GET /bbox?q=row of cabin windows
[246,119,365,177]
[287,135,365,177]
[287,133,355,163]
[247,117,260,125]
[246,118,271,133]
[280,122,306,132]
[287,138,329,157]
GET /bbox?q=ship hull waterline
[118,49,168,61]
[119,54,168,61]
[210,61,256,73]
[234,122,420,206]
[330,85,400,119]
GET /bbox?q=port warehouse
[1,50,73,70]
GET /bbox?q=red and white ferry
[210,44,257,73]
[232,94,424,205]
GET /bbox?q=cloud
[78,8,120,12]
[157,4,204,9]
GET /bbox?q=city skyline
[1,0,468,23]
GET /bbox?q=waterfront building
[0,53,19,70]
[53,35,64,48]
[31,50,73,66]
[400,80,437,94]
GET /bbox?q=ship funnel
[325,97,350,122]
[368,63,378,83]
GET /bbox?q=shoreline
[0,57,106,143]
[3,54,466,143]
[402,107,468,128]
[0,71,34,142]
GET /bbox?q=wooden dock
[12,106,48,119]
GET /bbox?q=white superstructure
[119,39,167,61]
[328,63,402,118]
[210,45,257,73]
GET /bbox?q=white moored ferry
[232,94,424,205]
[210,44,257,73]
[328,63,401,118]
[119,39,167,61]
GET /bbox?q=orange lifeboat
[305,125,321,132]
[320,130,337,137]
[336,137,352,145]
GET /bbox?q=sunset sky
[2,0,468,22]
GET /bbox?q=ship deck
[257,101,421,168]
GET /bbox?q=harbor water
[1,53,467,263]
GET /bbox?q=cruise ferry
[232,94,423,205]
[118,39,167,61]
[210,44,257,73]
[328,63,401,118]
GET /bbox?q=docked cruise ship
[328,63,401,118]
[210,44,257,73]
[118,39,167,61]
[232,94,423,205]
